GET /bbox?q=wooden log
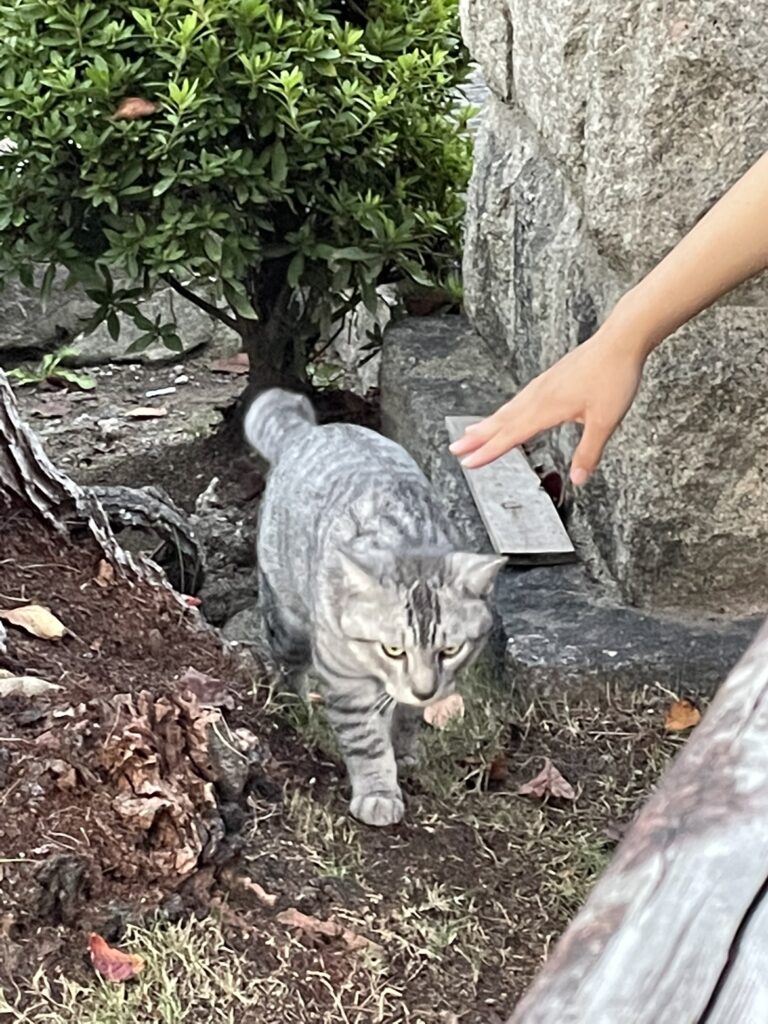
[507,618,768,1024]
[702,891,768,1023]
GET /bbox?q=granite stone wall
[461,0,768,613]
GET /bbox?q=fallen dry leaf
[487,753,509,784]
[178,666,234,710]
[664,698,701,732]
[276,907,376,952]
[238,877,278,908]
[31,400,71,419]
[88,933,145,982]
[112,96,159,120]
[0,604,66,640]
[518,758,576,801]
[209,353,249,375]
[0,673,62,698]
[423,693,465,729]
[94,559,115,588]
[124,405,168,419]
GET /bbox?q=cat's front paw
[350,790,405,827]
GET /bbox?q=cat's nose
[410,677,438,702]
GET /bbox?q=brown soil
[0,518,244,932]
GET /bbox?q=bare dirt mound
[0,516,269,975]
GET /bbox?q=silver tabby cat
[245,388,505,827]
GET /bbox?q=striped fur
[246,388,505,826]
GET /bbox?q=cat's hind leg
[257,569,311,693]
[391,702,424,768]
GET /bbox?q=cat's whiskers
[371,690,394,717]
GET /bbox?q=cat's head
[333,550,506,706]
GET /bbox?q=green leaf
[39,353,58,376]
[152,178,176,197]
[223,282,258,320]
[51,367,97,390]
[5,367,38,386]
[107,312,121,341]
[270,140,287,187]
[203,233,223,263]
[361,279,379,315]
[286,252,305,288]
[40,263,57,306]
[51,345,82,361]
[125,332,157,354]
[161,333,184,352]
[132,312,157,332]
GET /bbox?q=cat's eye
[441,644,463,658]
[381,643,406,659]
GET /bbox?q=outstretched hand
[451,150,768,483]
[449,329,647,485]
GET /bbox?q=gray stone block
[381,315,759,696]
[0,268,218,365]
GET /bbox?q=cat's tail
[243,388,317,464]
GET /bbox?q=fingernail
[448,441,461,453]
[570,468,589,487]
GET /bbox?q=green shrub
[0,0,472,384]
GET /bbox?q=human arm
[450,148,768,483]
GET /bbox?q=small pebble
[145,386,176,398]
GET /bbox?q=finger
[570,420,610,485]
[449,394,535,456]
[449,432,485,456]
[458,429,524,469]
[448,419,497,456]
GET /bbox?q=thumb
[570,421,610,486]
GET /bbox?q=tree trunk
[0,370,198,589]
[0,370,130,559]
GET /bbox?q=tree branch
[162,274,240,333]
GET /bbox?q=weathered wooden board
[703,888,768,1024]
[505,618,768,1024]
[445,416,575,564]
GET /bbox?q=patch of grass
[261,677,341,760]
[417,661,515,802]
[385,880,494,977]
[284,788,365,878]
[0,917,255,1024]
[0,915,406,1024]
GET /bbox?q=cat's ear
[337,550,380,593]
[447,553,507,597]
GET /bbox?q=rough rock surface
[461,0,768,614]
[381,316,759,694]
[0,269,219,364]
